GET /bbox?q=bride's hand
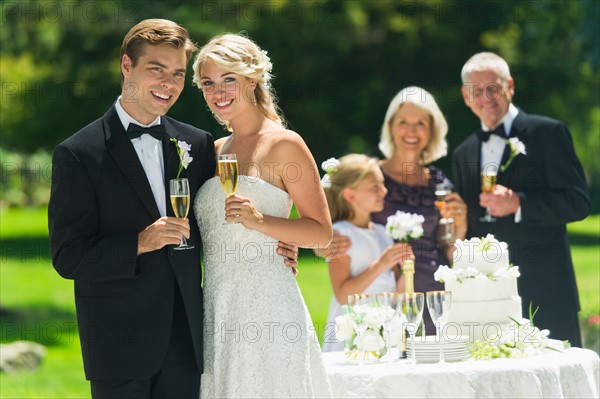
[225,194,264,229]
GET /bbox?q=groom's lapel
[105,106,161,221]
[162,120,180,218]
[498,111,527,186]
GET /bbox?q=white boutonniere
[500,138,526,172]
[170,138,193,178]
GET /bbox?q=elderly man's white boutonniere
[500,138,526,172]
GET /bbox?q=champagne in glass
[434,182,453,217]
[169,178,194,250]
[218,154,239,224]
[480,170,497,222]
[435,182,455,244]
[426,291,452,363]
[218,154,239,196]
[170,194,190,219]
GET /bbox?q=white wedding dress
[194,176,332,398]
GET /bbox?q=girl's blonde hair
[192,33,285,131]
[324,154,381,223]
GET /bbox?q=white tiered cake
[434,235,522,341]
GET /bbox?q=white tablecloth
[323,348,600,398]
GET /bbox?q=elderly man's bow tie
[477,124,506,142]
[127,123,165,140]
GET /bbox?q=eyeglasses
[464,81,508,102]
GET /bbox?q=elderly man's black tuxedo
[452,109,590,346]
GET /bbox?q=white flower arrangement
[469,305,567,360]
[434,264,520,284]
[385,211,425,242]
[500,137,526,172]
[474,233,508,252]
[434,234,518,283]
[335,304,404,360]
[170,139,193,178]
[320,157,340,188]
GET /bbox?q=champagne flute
[376,292,401,362]
[218,154,239,224]
[347,294,373,364]
[434,182,453,217]
[399,292,425,366]
[437,217,455,246]
[480,170,497,222]
[169,178,194,250]
[426,291,452,363]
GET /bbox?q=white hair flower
[320,157,340,188]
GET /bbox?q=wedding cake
[434,235,522,341]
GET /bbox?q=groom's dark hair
[119,19,197,81]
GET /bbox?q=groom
[48,19,214,397]
[452,52,590,346]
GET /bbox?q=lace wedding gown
[194,176,332,398]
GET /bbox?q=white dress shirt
[115,97,167,217]
[480,103,521,222]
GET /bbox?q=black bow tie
[477,124,506,142]
[127,123,165,140]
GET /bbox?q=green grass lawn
[1,208,598,398]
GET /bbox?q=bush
[0,147,52,208]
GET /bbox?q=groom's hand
[137,216,190,255]
[278,241,299,275]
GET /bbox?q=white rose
[504,266,521,278]
[379,306,396,322]
[334,314,355,341]
[356,329,385,352]
[388,316,405,346]
[364,309,383,330]
[410,225,424,239]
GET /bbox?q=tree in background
[1,0,598,209]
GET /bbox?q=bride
[192,33,333,398]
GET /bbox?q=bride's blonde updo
[192,33,285,131]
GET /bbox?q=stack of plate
[406,335,471,363]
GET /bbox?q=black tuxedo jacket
[452,110,590,316]
[48,105,215,380]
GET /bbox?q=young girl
[321,154,413,352]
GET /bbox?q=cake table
[323,346,599,398]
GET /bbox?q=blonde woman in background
[321,87,467,335]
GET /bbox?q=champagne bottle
[403,259,415,294]
[400,259,415,359]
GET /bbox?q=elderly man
[452,52,590,347]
